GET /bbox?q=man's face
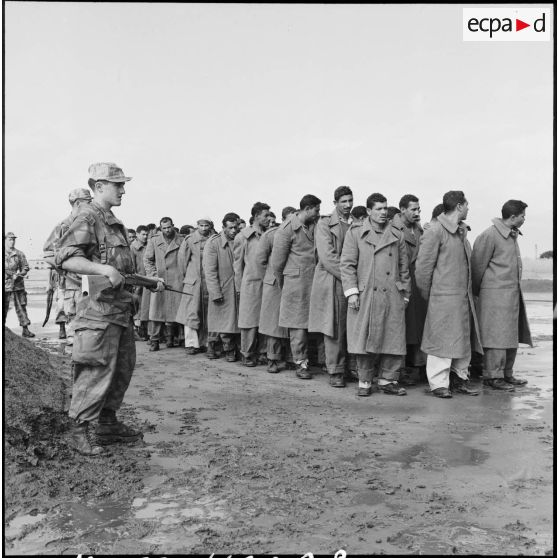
[223,220,239,241]
[511,211,526,229]
[367,201,388,226]
[254,209,271,230]
[304,205,321,224]
[137,230,148,244]
[335,194,353,218]
[5,237,15,250]
[161,221,175,238]
[401,201,421,225]
[128,231,137,243]
[96,181,125,207]
[268,216,277,228]
[198,222,211,236]
[458,200,469,221]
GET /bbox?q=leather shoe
[504,376,528,386]
[484,378,515,391]
[329,373,346,387]
[22,327,35,338]
[398,372,416,386]
[452,380,480,396]
[432,387,452,398]
[184,346,199,355]
[357,386,372,397]
[95,421,143,445]
[225,350,237,362]
[242,356,257,367]
[149,341,160,352]
[267,360,279,373]
[380,382,407,396]
[295,363,312,380]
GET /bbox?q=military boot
[67,420,108,456]
[22,326,35,338]
[95,410,143,445]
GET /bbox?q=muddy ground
[4,293,554,555]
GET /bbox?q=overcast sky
[4,3,554,259]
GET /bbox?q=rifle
[79,273,189,298]
[122,273,188,295]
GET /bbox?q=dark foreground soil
[4,325,554,555]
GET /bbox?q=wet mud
[3,297,554,555]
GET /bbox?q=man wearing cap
[4,232,34,337]
[175,217,214,355]
[53,162,157,456]
[44,188,93,342]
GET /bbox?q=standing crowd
[3,161,532,457]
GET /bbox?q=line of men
[132,186,531,399]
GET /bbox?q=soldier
[341,193,411,397]
[175,217,214,355]
[255,206,297,373]
[391,194,428,384]
[127,228,137,244]
[271,194,321,380]
[203,213,241,360]
[131,225,150,340]
[309,185,354,388]
[415,190,483,398]
[472,200,531,391]
[43,188,93,344]
[53,162,151,456]
[144,217,185,351]
[234,202,272,367]
[4,232,34,337]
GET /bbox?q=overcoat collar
[438,213,469,236]
[220,232,233,249]
[360,218,399,251]
[492,217,522,238]
[241,225,262,240]
[154,232,181,253]
[391,213,423,245]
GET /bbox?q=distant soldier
[176,217,214,354]
[131,225,150,340]
[271,194,321,379]
[53,162,148,455]
[255,206,297,373]
[309,186,354,388]
[234,202,272,367]
[415,190,482,398]
[341,193,411,397]
[127,228,137,244]
[391,194,428,384]
[4,232,34,337]
[144,217,185,351]
[203,213,241,361]
[472,200,532,391]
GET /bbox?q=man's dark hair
[269,212,276,219]
[351,205,367,220]
[399,194,419,209]
[334,185,353,201]
[251,202,270,218]
[87,178,124,191]
[249,216,254,225]
[442,190,466,212]
[501,200,528,219]
[160,217,174,226]
[179,225,194,235]
[239,219,246,225]
[282,206,297,220]
[127,228,136,235]
[136,225,148,233]
[387,206,401,220]
[366,193,387,210]
[222,212,240,227]
[147,223,157,231]
[299,194,321,210]
[431,203,445,220]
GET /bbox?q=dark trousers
[482,348,518,380]
[3,289,31,327]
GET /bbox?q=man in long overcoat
[175,218,214,354]
[472,199,532,391]
[131,225,149,340]
[234,202,271,366]
[309,186,354,388]
[144,217,185,351]
[340,193,411,397]
[271,194,321,379]
[203,213,241,361]
[391,194,428,383]
[415,190,483,398]
[255,206,297,373]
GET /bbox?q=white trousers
[426,355,470,391]
[184,326,200,348]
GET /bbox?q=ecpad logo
[463,8,551,41]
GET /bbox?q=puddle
[383,440,489,469]
[5,513,46,538]
[510,398,546,420]
[53,500,129,533]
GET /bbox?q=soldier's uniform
[52,162,141,455]
[4,233,33,336]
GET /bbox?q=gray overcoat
[340,219,411,355]
[234,226,264,329]
[131,239,150,321]
[415,214,483,359]
[471,218,532,348]
[203,232,239,334]
[144,232,184,322]
[255,227,288,339]
[271,213,316,329]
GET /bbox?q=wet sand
[4,292,554,555]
